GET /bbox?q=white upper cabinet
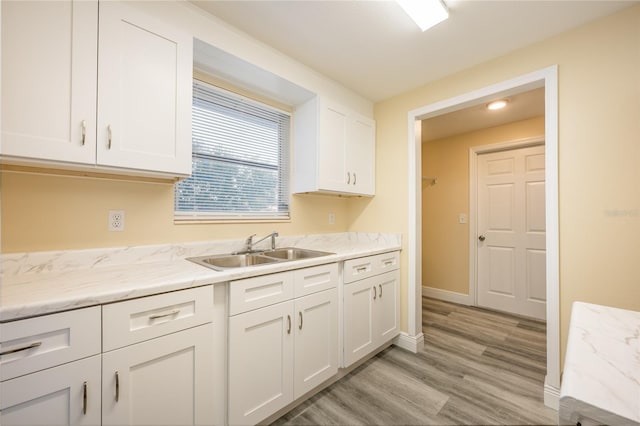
[1,1,98,164]
[97,2,192,175]
[293,96,375,196]
[0,0,193,178]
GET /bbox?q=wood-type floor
[272,297,557,425]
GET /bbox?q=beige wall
[359,5,640,360]
[0,170,350,252]
[421,117,545,294]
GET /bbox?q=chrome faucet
[242,231,279,253]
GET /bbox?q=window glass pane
[175,80,290,220]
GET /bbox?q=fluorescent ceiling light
[396,0,449,32]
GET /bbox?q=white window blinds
[175,80,290,220]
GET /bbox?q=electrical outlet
[109,210,125,232]
[328,213,335,225]
[458,213,467,224]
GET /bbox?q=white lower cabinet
[343,253,400,367]
[0,355,101,426]
[228,264,339,425]
[102,324,213,426]
[0,286,215,426]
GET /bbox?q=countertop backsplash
[1,232,401,278]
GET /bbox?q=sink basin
[187,247,334,271]
[261,247,334,260]
[188,253,279,271]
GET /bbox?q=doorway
[406,66,560,408]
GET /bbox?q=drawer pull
[298,312,303,330]
[384,260,394,266]
[287,315,292,334]
[373,286,377,300]
[115,371,120,402]
[356,267,367,273]
[149,310,180,321]
[0,341,42,356]
[82,381,88,415]
[379,284,383,298]
[81,120,86,146]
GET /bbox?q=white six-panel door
[477,145,546,320]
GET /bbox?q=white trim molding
[407,65,559,410]
[393,332,425,353]
[422,286,471,306]
[544,378,561,411]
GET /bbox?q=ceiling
[422,87,545,142]
[190,0,634,102]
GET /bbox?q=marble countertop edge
[1,235,401,322]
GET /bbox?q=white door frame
[468,136,545,310]
[407,65,560,409]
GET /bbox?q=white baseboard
[393,332,424,353]
[422,286,472,305]
[544,378,560,411]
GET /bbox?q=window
[175,80,291,220]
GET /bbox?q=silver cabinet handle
[298,312,303,330]
[479,235,486,242]
[0,341,42,356]
[379,284,382,298]
[347,172,351,184]
[149,310,180,321]
[81,120,86,146]
[82,381,88,415]
[357,267,367,273]
[373,286,377,300]
[287,315,292,334]
[107,125,112,149]
[353,172,357,185]
[115,371,120,402]
[384,260,393,266]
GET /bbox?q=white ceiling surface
[422,87,545,142]
[190,0,634,102]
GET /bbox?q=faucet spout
[242,231,279,253]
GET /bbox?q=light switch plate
[458,213,467,224]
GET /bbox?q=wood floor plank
[272,298,557,425]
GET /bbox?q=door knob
[478,235,486,242]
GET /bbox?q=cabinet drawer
[343,251,400,284]
[374,251,400,274]
[294,263,338,297]
[0,306,101,381]
[103,285,213,352]
[229,272,294,316]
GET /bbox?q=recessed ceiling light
[396,0,449,32]
[487,100,508,111]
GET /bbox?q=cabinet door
[294,289,338,398]
[0,355,101,426]
[228,301,294,425]
[97,1,192,175]
[343,279,375,367]
[374,270,400,343]
[102,324,213,426]
[347,114,375,196]
[317,100,348,192]
[1,0,97,164]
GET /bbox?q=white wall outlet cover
[328,213,335,225]
[458,213,467,224]
[109,210,125,232]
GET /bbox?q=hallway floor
[272,297,557,425]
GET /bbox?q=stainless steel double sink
[187,247,334,271]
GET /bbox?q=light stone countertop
[0,232,401,322]
[559,301,640,426]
